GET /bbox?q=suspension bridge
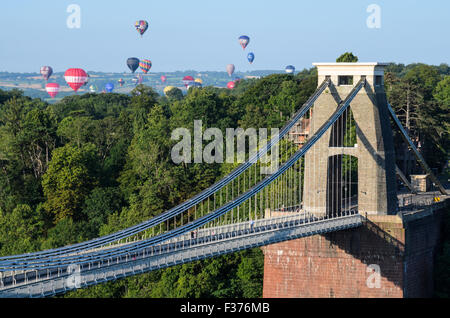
[0,62,448,298]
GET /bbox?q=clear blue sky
[0,0,448,73]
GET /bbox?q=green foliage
[336,52,359,63]
[0,204,44,256]
[165,87,184,100]
[57,116,94,147]
[81,187,124,238]
[433,76,450,138]
[41,217,85,250]
[403,64,441,100]
[386,66,449,171]
[42,143,100,222]
[237,73,317,129]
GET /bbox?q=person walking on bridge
[250,219,255,232]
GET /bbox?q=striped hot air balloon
[135,20,149,37]
[139,59,152,74]
[64,68,88,92]
[45,83,60,98]
[40,66,53,81]
[182,76,194,88]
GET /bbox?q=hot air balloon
[89,85,97,93]
[139,59,152,74]
[285,65,295,74]
[226,64,235,77]
[45,83,59,98]
[40,66,53,81]
[64,68,88,92]
[161,75,167,83]
[118,78,124,87]
[182,76,194,88]
[105,83,114,93]
[163,86,176,95]
[227,81,236,89]
[238,35,250,50]
[127,58,140,73]
[135,20,149,37]
[247,52,255,64]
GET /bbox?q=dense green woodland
[0,61,449,297]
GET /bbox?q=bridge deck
[0,212,363,297]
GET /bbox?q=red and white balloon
[45,83,60,98]
[64,68,88,92]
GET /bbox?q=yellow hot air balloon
[194,78,203,84]
[163,86,176,95]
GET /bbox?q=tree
[57,116,94,147]
[166,87,184,101]
[130,85,159,131]
[235,249,264,297]
[238,73,317,129]
[336,52,358,63]
[0,97,52,208]
[19,108,58,178]
[81,187,124,238]
[41,217,85,249]
[433,76,450,139]
[42,143,100,222]
[404,64,440,100]
[0,204,44,256]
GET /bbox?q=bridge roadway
[0,211,363,298]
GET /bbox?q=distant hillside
[0,70,286,100]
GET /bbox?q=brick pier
[262,203,447,298]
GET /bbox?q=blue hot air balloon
[105,83,114,93]
[247,52,255,64]
[285,65,295,74]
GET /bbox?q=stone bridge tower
[302,62,398,216]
